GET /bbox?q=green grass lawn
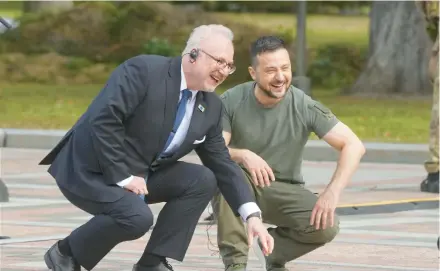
[1,83,431,144]
[0,10,19,18]
[214,12,369,48]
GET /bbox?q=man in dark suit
[40,24,274,271]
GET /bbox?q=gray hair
[182,24,234,55]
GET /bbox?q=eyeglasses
[199,49,236,75]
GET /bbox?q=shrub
[0,53,116,84]
[141,38,180,57]
[0,2,119,59]
[307,44,368,90]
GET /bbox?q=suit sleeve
[195,104,258,218]
[88,56,149,185]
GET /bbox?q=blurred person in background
[417,0,439,194]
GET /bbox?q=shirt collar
[181,64,198,100]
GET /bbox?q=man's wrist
[228,147,249,164]
[326,182,343,196]
[246,211,262,221]
[236,149,250,164]
[238,202,261,221]
[116,175,134,187]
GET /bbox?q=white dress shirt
[116,65,261,221]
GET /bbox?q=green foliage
[0,1,298,86]
[308,44,368,90]
[419,0,439,41]
[0,1,120,59]
[64,57,93,71]
[142,38,180,57]
[0,2,293,75]
[200,1,295,13]
[426,17,439,41]
[0,2,370,89]
[0,53,116,84]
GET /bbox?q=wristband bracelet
[246,212,262,221]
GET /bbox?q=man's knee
[292,214,340,245]
[117,207,154,240]
[312,215,340,244]
[318,223,339,243]
[193,165,217,198]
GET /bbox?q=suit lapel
[155,56,181,158]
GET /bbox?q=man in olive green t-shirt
[211,36,366,271]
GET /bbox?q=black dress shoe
[132,260,174,271]
[44,242,81,270]
[421,171,439,193]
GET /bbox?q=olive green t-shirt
[220,81,339,184]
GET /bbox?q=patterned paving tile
[0,148,439,270]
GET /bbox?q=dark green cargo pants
[211,168,340,267]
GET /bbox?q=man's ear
[248,66,257,81]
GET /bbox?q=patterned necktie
[162,89,192,154]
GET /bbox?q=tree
[350,1,433,96]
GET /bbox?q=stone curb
[335,199,439,216]
[0,128,430,164]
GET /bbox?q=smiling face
[249,47,292,101]
[192,34,235,92]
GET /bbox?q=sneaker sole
[44,251,54,270]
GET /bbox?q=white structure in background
[0,17,18,33]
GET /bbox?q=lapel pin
[198,104,205,112]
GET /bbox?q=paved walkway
[0,148,439,270]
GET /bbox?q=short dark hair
[250,36,286,67]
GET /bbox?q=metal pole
[0,17,11,240]
[296,1,306,77]
[0,17,11,29]
[0,17,11,203]
[292,1,311,96]
[0,17,11,205]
